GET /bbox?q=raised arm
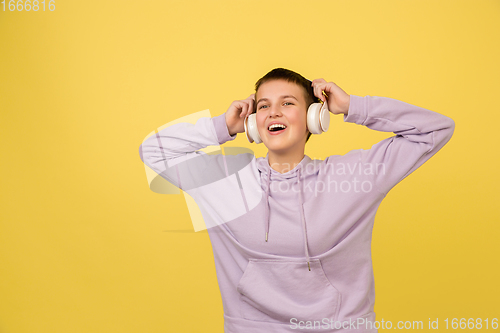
[344,94,455,194]
[139,94,255,191]
[139,113,237,191]
[310,78,454,194]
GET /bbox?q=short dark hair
[254,68,320,143]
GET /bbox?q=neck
[268,148,305,174]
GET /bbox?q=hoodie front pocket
[236,258,341,323]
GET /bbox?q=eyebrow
[256,95,299,105]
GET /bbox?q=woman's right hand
[225,94,255,136]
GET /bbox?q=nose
[268,103,283,118]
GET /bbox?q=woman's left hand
[311,78,350,115]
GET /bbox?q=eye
[258,105,269,110]
[283,102,294,106]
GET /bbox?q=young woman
[139,68,455,332]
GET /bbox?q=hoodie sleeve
[343,95,455,195]
[139,112,237,190]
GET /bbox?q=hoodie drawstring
[297,167,311,271]
[263,165,311,271]
[264,168,271,242]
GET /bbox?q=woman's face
[255,79,309,153]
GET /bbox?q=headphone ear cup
[244,113,263,144]
[307,102,330,134]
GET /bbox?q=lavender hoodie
[139,95,455,332]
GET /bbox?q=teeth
[268,124,287,131]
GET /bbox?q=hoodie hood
[256,152,314,271]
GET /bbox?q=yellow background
[1,0,499,332]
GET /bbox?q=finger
[311,78,326,86]
[236,101,245,117]
[243,95,254,116]
[239,102,244,117]
[328,81,340,93]
[249,99,254,116]
[314,87,323,102]
[241,102,248,117]
[319,83,335,101]
[314,83,326,102]
[246,100,252,116]
[312,80,328,102]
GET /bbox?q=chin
[265,142,295,153]
[263,131,306,152]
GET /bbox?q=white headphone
[243,99,330,144]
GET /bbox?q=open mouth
[268,123,287,135]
